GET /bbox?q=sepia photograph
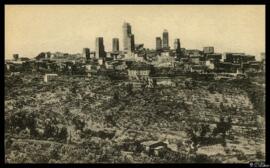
[4,5,266,163]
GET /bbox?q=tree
[9,110,38,137]
[200,124,210,138]
[208,83,217,93]
[58,127,68,143]
[212,116,232,146]
[50,146,61,160]
[25,112,38,137]
[105,114,116,127]
[186,122,212,151]
[126,83,133,95]
[72,116,85,131]
[113,91,119,102]
[44,122,57,139]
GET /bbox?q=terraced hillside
[5,72,265,163]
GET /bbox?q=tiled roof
[129,63,152,70]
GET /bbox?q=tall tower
[95,37,105,59]
[82,48,90,60]
[130,34,135,52]
[156,37,162,51]
[174,38,181,58]
[162,29,169,49]
[123,22,135,52]
[174,39,181,50]
[112,38,119,52]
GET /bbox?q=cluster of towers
[82,22,182,60]
[83,22,135,60]
[83,37,119,60]
[156,30,181,52]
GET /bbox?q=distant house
[196,144,226,156]
[149,77,176,87]
[243,61,263,73]
[104,61,114,70]
[44,74,58,83]
[189,56,205,65]
[35,52,51,61]
[85,62,101,73]
[127,63,152,81]
[134,53,146,62]
[160,51,171,57]
[124,81,145,90]
[203,46,214,54]
[120,140,143,153]
[213,72,242,80]
[5,62,24,72]
[98,58,104,65]
[205,53,222,64]
[190,65,206,73]
[205,60,215,70]
[18,57,31,62]
[155,53,175,68]
[114,62,127,71]
[214,73,233,80]
[105,60,127,70]
[10,72,21,76]
[186,49,203,57]
[135,43,144,51]
[224,53,255,64]
[141,141,168,156]
[215,62,241,73]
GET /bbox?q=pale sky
[5,5,265,59]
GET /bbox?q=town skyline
[5,5,266,164]
[5,5,265,59]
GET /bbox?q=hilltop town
[5,22,265,163]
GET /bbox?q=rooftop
[44,74,58,76]
[141,140,161,146]
[129,63,152,70]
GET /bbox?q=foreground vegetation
[5,72,265,163]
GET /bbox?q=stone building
[224,53,255,64]
[203,46,214,54]
[44,74,58,83]
[127,63,152,81]
[141,141,168,156]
